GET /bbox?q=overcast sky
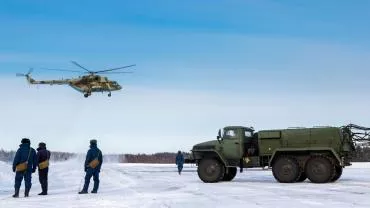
[1,1,370,153]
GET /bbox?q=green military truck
[187,124,370,183]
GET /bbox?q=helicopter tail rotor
[16,68,35,84]
[16,68,33,77]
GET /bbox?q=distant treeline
[0,149,76,163]
[119,152,191,163]
[0,150,15,163]
[2,147,370,163]
[0,149,190,164]
[49,151,76,161]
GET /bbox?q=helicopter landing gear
[84,91,91,98]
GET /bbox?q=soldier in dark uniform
[79,139,103,194]
[175,150,184,175]
[12,138,37,198]
[36,142,51,195]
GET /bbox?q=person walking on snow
[79,139,103,194]
[175,150,184,175]
[36,142,51,195]
[12,138,37,198]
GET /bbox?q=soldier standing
[36,142,51,195]
[79,139,103,194]
[175,150,184,175]
[12,138,37,198]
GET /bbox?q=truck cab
[190,126,261,183]
[218,126,252,158]
[216,126,259,159]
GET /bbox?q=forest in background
[1,147,370,163]
[0,149,191,164]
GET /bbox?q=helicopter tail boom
[16,69,70,85]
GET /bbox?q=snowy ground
[1,159,370,208]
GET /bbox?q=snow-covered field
[1,159,370,208]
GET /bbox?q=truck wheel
[305,155,335,183]
[331,166,343,182]
[296,172,307,182]
[222,167,237,181]
[197,158,225,183]
[272,156,300,183]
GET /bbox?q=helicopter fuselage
[24,74,122,97]
[71,75,122,91]
[18,61,134,98]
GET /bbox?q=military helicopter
[16,61,135,98]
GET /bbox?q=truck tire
[272,156,300,183]
[222,167,237,181]
[305,155,335,183]
[296,172,307,182]
[331,166,343,182]
[197,158,225,183]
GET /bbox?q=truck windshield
[225,129,237,138]
[245,131,252,137]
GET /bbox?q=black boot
[12,188,19,198]
[79,179,90,194]
[25,188,30,197]
[38,187,44,195]
[78,190,88,194]
[79,184,88,194]
[38,189,47,195]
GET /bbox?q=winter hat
[38,142,46,148]
[90,139,97,145]
[21,138,30,144]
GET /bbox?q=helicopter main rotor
[40,61,136,75]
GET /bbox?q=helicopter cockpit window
[225,129,237,139]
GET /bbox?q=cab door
[221,128,243,159]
